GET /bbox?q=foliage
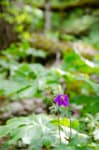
[1,0,99,46]
[0,0,99,149]
[0,114,98,150]
[0,42,98,106]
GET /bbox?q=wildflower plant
[53,94,72,144]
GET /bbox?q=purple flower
[54,94,69,107]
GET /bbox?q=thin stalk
[69,117,72,142]
[58,107,61,144]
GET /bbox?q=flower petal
[54,94,63,102]
[63,95,69,107]
[54,94,69,107]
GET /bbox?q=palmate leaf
[0,80,33,100]
[0,114,57,149]
[0,61,98,100]
[0,114,88,150]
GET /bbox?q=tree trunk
[44,0,51,32]
[0,0,18,49]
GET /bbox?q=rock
[0,98,46,124]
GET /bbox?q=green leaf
[51,118,70,127]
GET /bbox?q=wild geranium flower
[54,94,69,107]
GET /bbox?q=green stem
[69,117,72,142]
[58,107,61,144]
